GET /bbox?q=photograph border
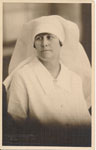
[0,0,95,149]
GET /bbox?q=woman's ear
[59,41,63,47]
[34,43,36,48]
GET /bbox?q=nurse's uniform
[8,57,91,126]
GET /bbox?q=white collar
[31,57,72,94]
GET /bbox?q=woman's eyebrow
[36,33,54,36]
[35,35,42,39]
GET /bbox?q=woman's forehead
[35,32,56,37]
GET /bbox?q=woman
[4,15,91,146]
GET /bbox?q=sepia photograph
[2,1,94,148]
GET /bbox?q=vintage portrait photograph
[2,1,94,148]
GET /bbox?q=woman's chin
[38,54,53,62]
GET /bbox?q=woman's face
[34,33,62,61]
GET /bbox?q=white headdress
[4,15,91,108]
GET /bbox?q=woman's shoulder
[61,63,82,81]
[11,57,39,82]
[61,63,83,90]
[15,57,38,75]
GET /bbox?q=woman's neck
[39,58,61,78]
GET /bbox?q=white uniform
[8,57,91,126]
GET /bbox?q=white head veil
[3,15,91,109]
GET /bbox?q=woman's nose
[42,36,48,47]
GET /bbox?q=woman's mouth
[41,49,51,52]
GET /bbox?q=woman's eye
[47,35,53,40]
